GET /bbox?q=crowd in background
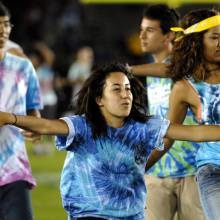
[4,0,220,118]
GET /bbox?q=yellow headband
[171,15,220,41]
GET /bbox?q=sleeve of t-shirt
[55,115,85,151]
[25,60,43,110]
[146,116,170,151]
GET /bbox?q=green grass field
[27,138,67,220]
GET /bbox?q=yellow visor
[171,15,220,41]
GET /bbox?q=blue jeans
[196,164,220,220]
[0,180,34,220]
[68,213,145,220]
[68,217,106,220]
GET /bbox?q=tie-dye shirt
[146,57,200,177]
[56,115,169,219]
[0,53,42,187]
[187,79,220,168]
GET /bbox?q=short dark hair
[143,4,179,34]
[75,63,149,138]
[0,2,10,18]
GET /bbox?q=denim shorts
[196,163,220,220]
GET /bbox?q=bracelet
[12,113,17,125]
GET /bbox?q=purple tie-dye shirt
[0,53,42,187]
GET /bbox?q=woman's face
[96,72,133,127]
[203,25,220,64]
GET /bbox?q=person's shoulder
[64,114,87,125]
[131,116,164,128]
[4,54,37,81]
[171,79,197,106]
[172,79,190,92]
[132,116,169,139]
[7,48,27,58]
[4,53,35,74]
[6,52,30,64]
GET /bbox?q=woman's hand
[21,130,41,142]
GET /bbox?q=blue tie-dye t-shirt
[187,79,220,168]
[56,115,170,219]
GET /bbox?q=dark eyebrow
[141,26,156,31]
[111,83,120,86]
[211,33,220,36]
[111,83,130,87]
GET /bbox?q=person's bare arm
[147,120,220,170]
[129,63,170,77]
[22,109,41,141]
[0,112,69,136]
[166,123,220,142]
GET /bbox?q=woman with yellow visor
[130,8,220,220]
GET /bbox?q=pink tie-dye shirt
[0,53,42,187]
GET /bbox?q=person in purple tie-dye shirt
[0,2,42,220]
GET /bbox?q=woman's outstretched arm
[166,124,220,142]
[0,112,69,136]
[129,63,170,77]
[146,122,220,170]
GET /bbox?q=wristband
[12,113,17,125]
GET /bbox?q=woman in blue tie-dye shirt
[0,63,220,220]
[168,9,220,220]
[131,8,220,220]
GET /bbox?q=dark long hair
[170,9,220,82]
[75,63,149,138]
